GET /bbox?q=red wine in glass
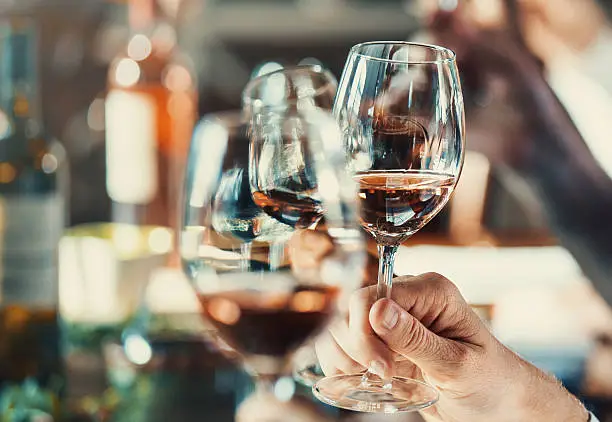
[198,284,339,358]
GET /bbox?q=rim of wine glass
[242,65,338,111]
[350,41,456,65]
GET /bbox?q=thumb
[369,299,465,373]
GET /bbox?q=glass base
[293,362,324,387]
[312,374,439,413]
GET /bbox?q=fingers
[388,273,488,346]
[315,326,424,381]
[317,273,490,382]
[364,273,491,378]
[315,296,396,378]
[369,298,475,378]
[347,286,377,334]
[315,330,365,376]
[329,318,395,378]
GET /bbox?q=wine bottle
[105,0,197,232]
[0,16,66,405]
[60,0,197,349]
[76,0,199,376]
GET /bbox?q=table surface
[61,231,612,422]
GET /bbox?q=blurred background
[3,0,612,420]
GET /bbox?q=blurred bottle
[0,16,67,416]
[106,0,197,237]
[61,0,198,323]
[59,0,198,406]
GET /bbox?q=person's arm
[506,57,612,306]
[430,3,612,306]
[316,273,589,422]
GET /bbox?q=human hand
[316,273,589,422]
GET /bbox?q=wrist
[516,358,588,422]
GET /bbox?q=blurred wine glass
[242,66,339,386]
[312,42,465,413]
[180,110,364,416]
[249,109,324,230]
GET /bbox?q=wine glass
[180,110,364,414]
[243,68,339,228]
[243,65,339,386]
[242,65,338,268]
[249,108,325,230]
[312,42,465,412]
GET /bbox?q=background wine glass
[180,110,364,414]
[244,66,339,231]
[211,165,292,271]
[312,42,465,413]
[249,109,325,230]
[243,66,340,386]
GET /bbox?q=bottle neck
[0,19,43,135]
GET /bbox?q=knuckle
[425,272,459,295]
[423,271,446,283]
[450,341,472,364]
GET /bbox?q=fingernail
[382,301,399,330]
[370,360,386,378]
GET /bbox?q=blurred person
[518,0,612,180]
[414,0,612,307]
[460,0,612,177]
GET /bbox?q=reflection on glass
[243,65,337,114]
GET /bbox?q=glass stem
[269,241,285,271]
[240,241,252,271]
[361,244,398,389]
[376,244,398,300]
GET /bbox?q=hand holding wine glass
[315,273,590,422]
[312,42,465,413]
